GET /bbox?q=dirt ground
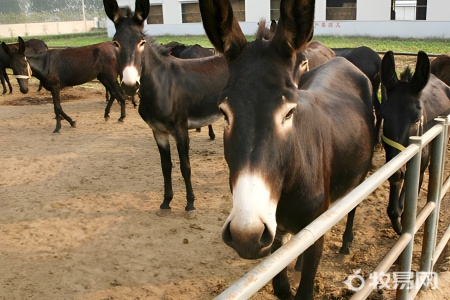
[0,78,449,300]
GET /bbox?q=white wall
[245,0,270,22]
[358,0,391,20]
[0,21,96,38]
[315,0,326,20]
[313,20,450,38]
[427,0,450,21]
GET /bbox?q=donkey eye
[138,39,146,49]
[283,108,295,123]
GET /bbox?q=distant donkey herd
[1,0,450,298]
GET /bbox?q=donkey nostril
[222,221,233,244]
[260,223,273,248]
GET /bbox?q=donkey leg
[153,131,173,212]
[118,96,126,122]
[272,230,293,299]
[51,89,75,133]
[339,206,357,254]
[131,95,138,108]
[294,237,324,300]
[104,92,115,121]
[208,124,215,140]
[174,127,195,212]
[1,71,7,94]
[4,72,12,94]
[100,77,126,122]
[387,178,403,235]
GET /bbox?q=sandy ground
[0,78,449,300]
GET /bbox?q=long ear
[272,0,315,58]
[18,36,25,54]
[1,42,11,56]
[133,0,150,26]
[381,50,398,90]
[411,51,430,94]
[199,0,246,60]
[103,0,121,23]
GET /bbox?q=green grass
[3,29,450,54]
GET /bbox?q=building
[107,0,450,38]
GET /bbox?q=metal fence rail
[216,116,450,300]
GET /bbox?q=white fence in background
[0,20,98,38]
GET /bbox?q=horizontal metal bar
[441,175,450,199]
[433,225,450,268]
[414,202,436,233]
[417,124,445,148]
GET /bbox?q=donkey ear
[133,0,150,25]
[272,0,315,58]
[103,0,121,23]
[199,0,247,60]
[1,42,11,56]
[381,50,398,90]
[411,51,430,94]
[18,36,25,54]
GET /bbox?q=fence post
[419,117,448,291]
[397,137,422,300]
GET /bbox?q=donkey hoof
[391,218,402,235]
[105,116,110,121]
[156,209,171,217]
[118,118,124,123]
[184,210,197,220]
[71,121,77,128]
[339,246,350,255]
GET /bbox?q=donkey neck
[0,48,12,66]
[143,38,169,71]
[26,52,49,81]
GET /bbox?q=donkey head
[380,50,429,162]
[200,0,315,259]
[2,37,30,94]
[103,0,150,96]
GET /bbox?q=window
[393,0,426,21]
[326,0,357,20]
[182,3,201,23]
[416,0,427,20]
[147,5,163,24]
[270,0,281,21]
[230,0,245,22]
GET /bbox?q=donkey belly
[188,113,221,129]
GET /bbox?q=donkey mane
[145,36,171,56]
[124,7,133,18]
[400,66,413,82]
